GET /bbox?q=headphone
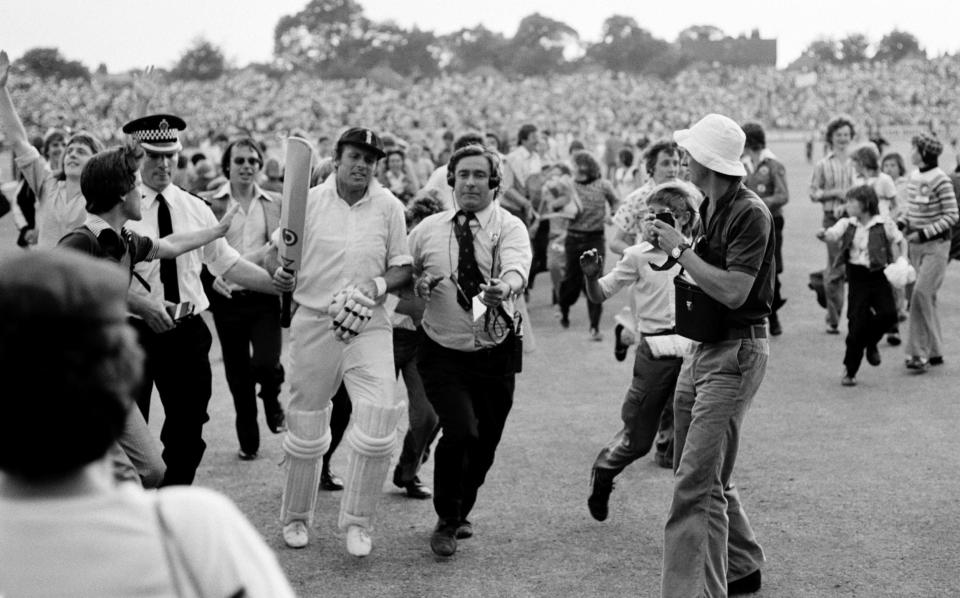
[446,145,502,190]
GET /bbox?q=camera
[654,211,675,227]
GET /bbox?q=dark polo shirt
[695,182,775,327]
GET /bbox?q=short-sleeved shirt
[570,178,617,234]
[409,201,532,351]
[15,147,86,248]
[58,215,159,279]
[271,176,412,312]
[126,184,242,314]
[696,183,775,327]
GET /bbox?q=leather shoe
[320,468,344,491]
[238,449,258,461]
[613,324,628,361]
[265,407,286,434]
[430,521,458,557]
[866,345,881,366]
[455,520,473,539]
[403,477,433,499]
[588,467,615,522]
[728,569,761,595]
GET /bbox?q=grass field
[1,136,958,597]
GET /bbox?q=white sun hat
[673,114,747,177]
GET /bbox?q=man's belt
[724,324,767,340]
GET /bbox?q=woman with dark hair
[0,50,103,248]
[378,148,418,202]
[0,250,295,598]
[558,150,619,339]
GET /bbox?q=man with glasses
[407,144,531,557]
[652,114,774,597]
[207,138,286,461]
[123,115,286,487]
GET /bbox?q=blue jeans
[663,338,768,598]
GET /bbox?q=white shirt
[272,176,412,312]
[823,214,902,267]
[211,183,276,291]
[506,146,542,187]
[0,483,295,598]
[597,241,679,334]
[127,183,241,314]
[15,147,86,248]
[409,201,532,351]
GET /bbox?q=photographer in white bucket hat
[651,114,775,597]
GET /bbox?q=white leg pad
[338,400,406,530]
[281,407,332,525]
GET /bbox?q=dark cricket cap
[336,127,386,159]
[122,114,186,153]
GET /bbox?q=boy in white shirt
[579,182,697,521]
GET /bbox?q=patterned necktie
[455,210,484,311]
[156,193,180,303]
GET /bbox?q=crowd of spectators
[3,56,960,164]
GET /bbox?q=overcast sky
[2,0,957,71]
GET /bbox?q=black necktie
[156,193,180,303]
[455,211,484,311]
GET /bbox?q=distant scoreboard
[681,39,777,68]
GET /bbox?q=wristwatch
[670,242,691,260]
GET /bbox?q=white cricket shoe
[282,521,309,548]
[345,525,372,557]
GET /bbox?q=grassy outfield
[1,137,957,597]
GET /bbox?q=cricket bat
[278,136,313,327]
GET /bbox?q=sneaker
[905,356,929,373]
[345,525,372,557]
[589,328,604,342]
[841,367,857,386]
[613,324,629,361]
[866,345,881,367]
[587,468,615,521]
[929,356,944,366]
[282,521,309,548]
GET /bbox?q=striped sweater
[902,167,959,241]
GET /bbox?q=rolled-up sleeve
[597,252,642,299]
[497,215,532,284]
[198,207,242,275]
[385,200,413,268]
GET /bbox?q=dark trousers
[844,265,898,376]
[418,334,515,525]
[132,316,212,486]
[529,219,550,289]
[210,291,284,455]
[324,328,440,478]
[560,230,605,328]
[772,214,785,313]
[393,328,440,484]
[594,339,682,474]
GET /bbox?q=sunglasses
[232,157,262,167]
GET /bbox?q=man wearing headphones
[408,145,532,557]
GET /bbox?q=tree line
[8,0,937,82]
